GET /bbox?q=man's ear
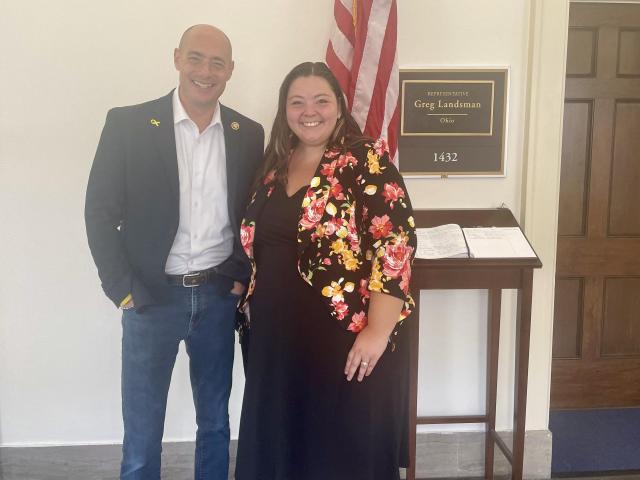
[227,60,235,80]
[173,48,180,70]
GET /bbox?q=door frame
[520,0,569,429]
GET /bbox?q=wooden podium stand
[407,209,542,480]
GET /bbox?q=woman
[235,62,416,480]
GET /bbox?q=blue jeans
[120,282,238,480]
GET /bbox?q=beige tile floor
[0,443,197,480]
[1,443,639,480]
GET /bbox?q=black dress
[235,183,409,480]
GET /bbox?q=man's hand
[121,298,135,310]
[231,281,246,296]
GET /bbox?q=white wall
[0,0,546,447]
[399,0,532,433]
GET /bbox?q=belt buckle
[182,272,203,287]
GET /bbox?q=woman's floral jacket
[240,139,417,340]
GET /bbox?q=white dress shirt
[164,89,234,274]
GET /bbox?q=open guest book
[415,223,537,259]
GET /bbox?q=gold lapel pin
[230,121,240,131]
[150,119,160,127]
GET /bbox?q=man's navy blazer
[85,91,264,309]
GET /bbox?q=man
[85,25,264,479]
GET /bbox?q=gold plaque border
[398,68,508,177]
[400,79,495,137]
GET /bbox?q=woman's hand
[344,291,405,382]
[344,324,390,382]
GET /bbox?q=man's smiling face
[174,25,234,113]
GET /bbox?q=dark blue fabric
[85,91,265,309]
[550,408,640,473]
[120,283,239,480]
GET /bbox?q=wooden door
[551,3,640,409]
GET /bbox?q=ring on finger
[360,361,369,368]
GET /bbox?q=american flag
[326,0,399,163]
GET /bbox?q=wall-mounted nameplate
[399,68,508,177]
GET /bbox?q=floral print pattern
[240,139,417,338]
[240,222,255,257]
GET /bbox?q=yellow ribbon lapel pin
[150,119,160,127]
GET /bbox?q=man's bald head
[178,24,232,60]
[173,24,235,117]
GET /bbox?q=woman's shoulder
[342,137,389,158]
[338,138,394,179]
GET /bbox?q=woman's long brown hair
[259,62,369,186]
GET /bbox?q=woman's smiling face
[286,75,340,149]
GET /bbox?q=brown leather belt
[166,267,219,287]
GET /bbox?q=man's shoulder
[105,92,173,122]
[220,104,263,133]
